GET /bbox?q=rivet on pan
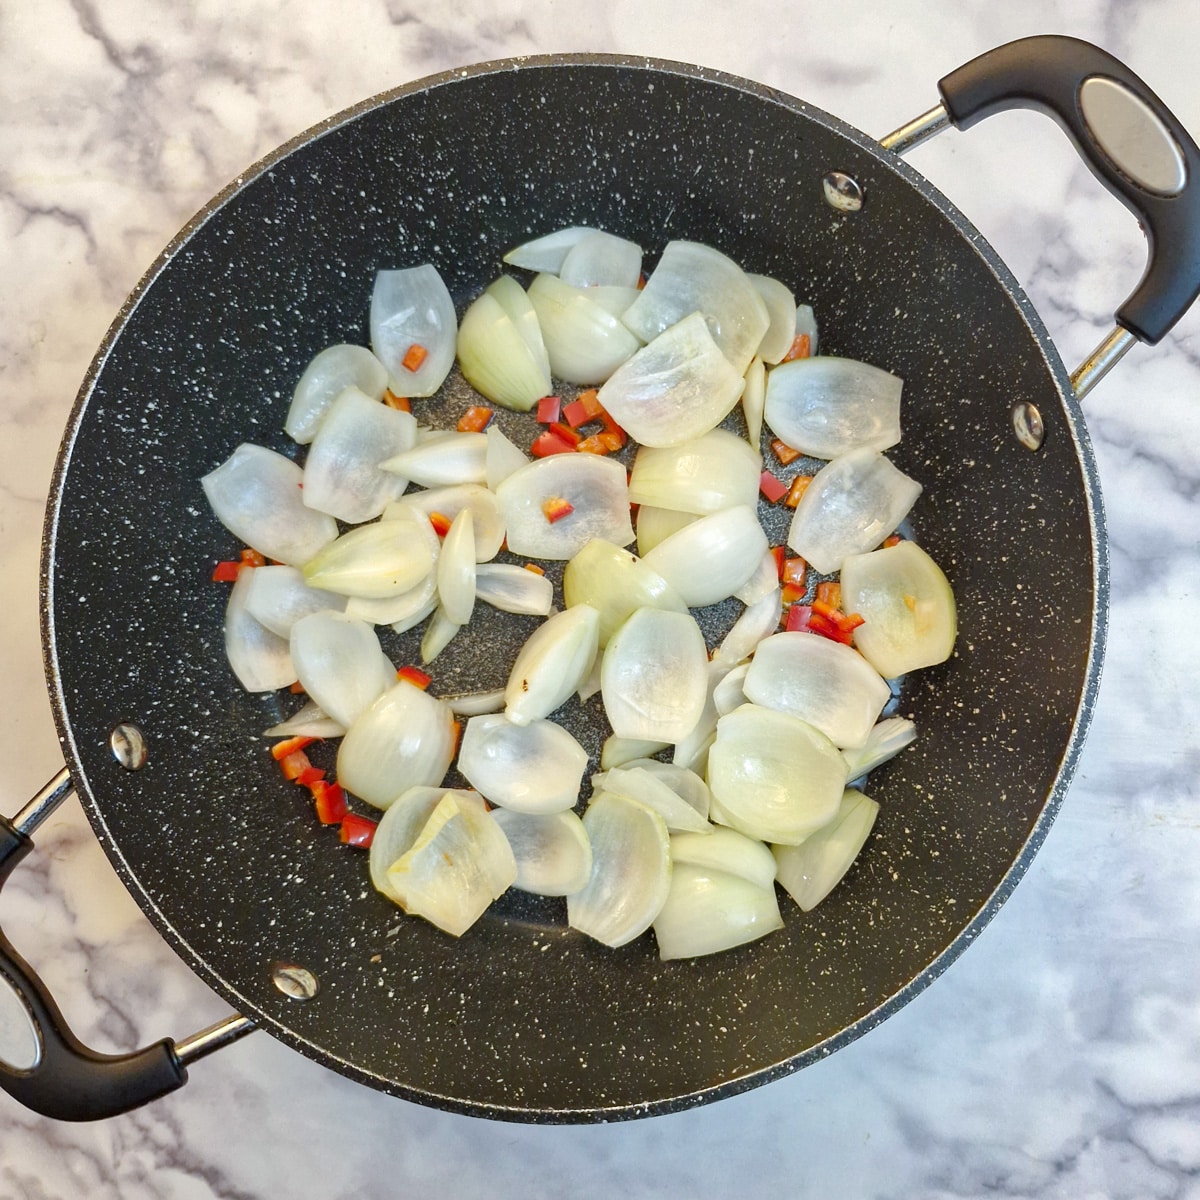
[822,171,865,212]
[110,723,148,770]
[270,962,320,1001]
[1011,401,1045,451]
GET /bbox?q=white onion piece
[562,539,687,646]
[474,563,554,616]
[741,356,767,447]
[628,429,761,516]
[242,565,346,637]
[458,713,587,813]
[346,563,439,627]
[485,424,530,490]
[302,515,435,599]
[576,651,603,703]
[503,226,595,273]
[202,444,337,567]
[486,276,551,379]
[370,265,457,397]
[618,760,711,822]
[715,586,783,667]
[598,766,709,833]
[385,792,516,936]
[670,827,777,891]
[420,605,461,663]
[490,809,593,897]
[504,604,601,725]
[744,631,892,750]
[842,716,918,779]
[568,793,671,948]
[795,303,819,355]
[526,273,641,384]
[386,483,505,563]
[444,689,507,717]
[671,659,729,774]
[456,291,551,412]
[337,679,456,809]
[712,662,750,716]
[436,509,476,626]
[734,549,782,606]
[559,229,643,288]
[652,865,782,961]
[642,505,767,607]
[773,788,880,911]
[224,568,296,692]
[622,241,770,374]
[748,275,798,364]
[390,593,439,636]
[597,312,744,447]
[764,356,903,460]
[635,506,697,556]
[839,541,957,678]
[495,454,633,560]
[264,700,346,739]
[600,735,670,770]
[286,344,389,444]
[787,449,922,575]
[289,612,388,729]
[601,608,707,742]
[706,703,845,844]
[380,432,488,487]
[586,285,641,317]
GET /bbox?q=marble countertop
[3,2,1199,1196]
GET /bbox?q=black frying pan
[2,36,1198,1123]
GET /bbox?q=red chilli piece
[278,749,313,782]
[310,780,348,825]
[759,470,789,503]
[531,429,577,457]
[536,395,562,424]
[339,812,378,848]
[542,496,575,524]
[815,580,842,609]
[211,561,242,582]
[785,604,812,632]
[428,511,453,537]
[770,438,802,466]
[523,563,546,576]
[383,389,412,412]
[549,421,582,447]
[883,533,903,548]
[239,547,267,568]
[770,545,787,580]
[271,735,317,761]
[398,665,433,690]
[781,332,812,362]
[401,343,428,373]
[784,475,814,509]
[781,582,806,605]
[457,405,494,433]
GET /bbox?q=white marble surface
[2,1,1200,1195]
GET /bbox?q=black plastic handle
[938,34,1200,344]
[0,817,187,1120]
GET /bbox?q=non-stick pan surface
[42,56,1102,1119]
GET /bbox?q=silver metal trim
[173,1014,257,1067]
[11,768,74,838]
[1070,326,1138,400]
[879,104,952,155]
[1079,76,1186,197]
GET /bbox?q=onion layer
[773,788,879,911]
[370,265,457,396]
[289,612,389,729]
[504,604,601,726]
[224,567,296,692]
[527,273,641,383]
[456,290,551,411]
[562,539,687,645]
[491,808,593,897]
[642,505,767,607]
[302,515,435,599]
[458,713,587,813]
[285,344,389,444]
[652,864,782,960]
[628,429,761,516]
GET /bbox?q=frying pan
[2,35,1198,1123]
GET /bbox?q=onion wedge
[773,788,880,911]
[387,483,505,562]
[458,713,587,813]
[264,699,346,740]
[558,229,643,288]
[474,563,554,616]
[224,567,296,692]
[370,265,457,396]
[594,767,709,834]
[562,539,687,645]
[380,431,488,487]
[600,735,670,770]
[456,290,551,411]
[748,274,798,364]
[242,565,346,637]
[628,429,761,516]
[369,786,482,903]
[302,514,435,599]
[653,865,782,961]
[842,717,918,780]
[289,612,390,729]
[642,505,767,607]
[436,509,476,626]
[504,604,601,726]
[527,272,641,384]
[490,809,593,897]
[286,344,388,444]
[503,226,595,273]
[670,827,777,891]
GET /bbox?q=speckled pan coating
[39,56,1106,1122]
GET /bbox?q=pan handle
[930,35,1200,349]
[0,771,254,1121]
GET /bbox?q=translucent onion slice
[586,285,641,317]
[741,355,767,447]
[444,689,507,717]
[436,509,476,626]
[842,716,918,780]
[715,586,783,667]
[559,229,643,288]
[576,652,603,703]
[786,448,922,575]
[386,483,505,563]
[264,699,346,739]
[795,303,819,355]
[635,505,697,556]
[527,273,641,384]
[385,792,517,936]
[622,240,770,374]
[601,608,708,742]
[486,275,551,382]
[302,387,418,522]
[600,735,670,770]
[490,809,593,897]
[370,265,457,396]
[474,563,554,616]
[839,541,957,678]
[390,593,439,636]
[420,605,461,663]
[712,662,750,716]
[706,703,846,844]
[285,344,389,444]
[456,291,551,412]
[734,549,782,606]
[744,631,891,750]
[380,432,488,487]
[596,766,709,833]
[642,505,767,607]
[568,793,671,948]
[495,454,633,560]
[458,713,587,813]
[652,864,782,961]
[202,444,338,567]
[503,226,595,273]
[337,679,456,810]
[302,515,435,599]
[597,312,744,448]
[242,565,346,637]
[504,604,601,726]
[773,788,880,911]
[671,659,729,775]
[225,567,296,692]
[346,565,439,627]
[485,424,530,490]
[748,275,798,364]
[628,428,761,516]
[620,759,712,819]
[289,612,389,729]
[562,539,688,645]
[670,827,777,891]
[764,356,903,460]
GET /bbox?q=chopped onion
[458,713,587,813]
[504,604,601,726]
[420,605,462,663]
[670,827,777,891]
[715,586,783,667]
[302,515,435,599]
[224,567,296,692]
[596,766,709,833]
[628,428,761,516]
[600,735,670,770]
[576,651,603,703]
[456,290,551,411]
[786,448,922,575]
[585,285,641,317]
[436,509,476,626]
[619,759,712,818]
[601,608,708,742]
[242,565,346,637]
[842,716,918,780]
[527,273,641,384]
[380,431,488,487]
[289,612,389,729]
[652,864,782,960]
[635,506,697,556]
[344,532,439,627]
[597,312,744,447]
[642,505,767,607]
[202,444,337,567]
[474,563,554,616]
[485,424,530,490]
[741,355,766,446]
[369,786,483,902]
[490,809,593,897]
[389,593,439,636]
[486,275,551,381]
[748,274,797,364]
[764,356,902,460]
[706,703,846,844]
[567,793,671,948]
[795,303,819,355]
[495,454,633,560]
[370,265,457,396]
[285,344,388,444]
[443,689,507,717]
[712,662,750,716]
[559,229,643,288]
[671,659,729,774]
[773,788,880,911]
[503,226,595,273]
[263,699,346,739]
[386,483,504,563]
[622,240,770,374]
[733,549,781,606]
